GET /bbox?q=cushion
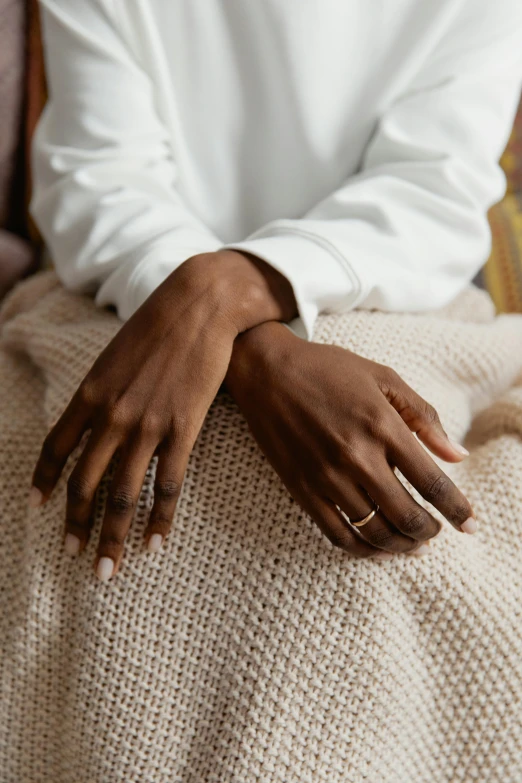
[0,0,25,229]
[486,96,522,313]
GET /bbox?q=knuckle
[448,501,472,526]
[396,506,430,537]
[422,402,440,426]
[327,530,355,552]
[364,527,396,550]
[154,479,181,502]
[364,409,390,441]
[103,403,133,433]
[107,488,136,516]
[77,381,97,407]
[149,512,175,529]
[99,531,126,549]
[380,365,399,385]
[41,435,62,465]
[136,412,163,439]
[67,474,94,506]
[377,364,400,392]
[422,473,450,504]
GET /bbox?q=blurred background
[1,0,521,311]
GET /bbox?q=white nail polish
[64,533,81,556]
[374,551,394,560]
[96,557,114,581]
[412,543,431,556]
[461,517,478,535]
[147,533,163,553]
[449,439,469,457]
[28,486,43,508]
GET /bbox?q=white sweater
[32,0,522,339]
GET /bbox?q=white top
[32,0,522,339]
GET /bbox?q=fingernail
[449,439,469,457]
[147,533,163,553]
[411,543,431,557]
[64,533,81,556]
[374,551,394,560]
[461,517,478,535]
[28,486,43,508]
[96,557,114,581]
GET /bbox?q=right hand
[225,321,476,559]
[29,250,298,580]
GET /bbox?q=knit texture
[1,272,522,783]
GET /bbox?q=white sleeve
[31,0,222,321]
[225,1,522,340]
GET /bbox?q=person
[5,1,522,780]
[28,0,521,581]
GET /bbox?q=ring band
[338,500,380,528]
[351,504,379,527]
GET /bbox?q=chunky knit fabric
[1,272,522,783]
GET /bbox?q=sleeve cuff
[223,226,360,340]
[94,241,222,320]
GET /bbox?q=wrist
[176,250,298,335]
[225,320,297,393]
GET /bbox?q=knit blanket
[2,271,522,783]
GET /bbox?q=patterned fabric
[2,272,522,782]
[501,96,522,194]
[486,97,522,313]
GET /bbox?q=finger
[330,478,420,554]
[387,423,476,534]
[379,368,469,463]
[300,492,389,560]
[95,439,156,581]
[356,459,443,543]
[64,428,120,557]
[30,391,91,507]
[143,438,185,553]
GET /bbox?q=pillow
[0,0,25,229]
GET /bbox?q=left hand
[29,250,297,580]
[225,321,475,559]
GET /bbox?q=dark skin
[29,250,476,580]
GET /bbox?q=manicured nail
[449,439,469,457]
[411,543,431,556]
[64,533,81,556]
[461,517,478,535]
[374,551,394,560]
[28,486,43,508]
[96,557,114,581]
[147,533,163,553]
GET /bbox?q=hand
[225,321,476,559]
[29,250,297,580]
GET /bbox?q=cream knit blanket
[2,271,522,783]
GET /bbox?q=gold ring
[338,500,379,528]
[351,505,379,527]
